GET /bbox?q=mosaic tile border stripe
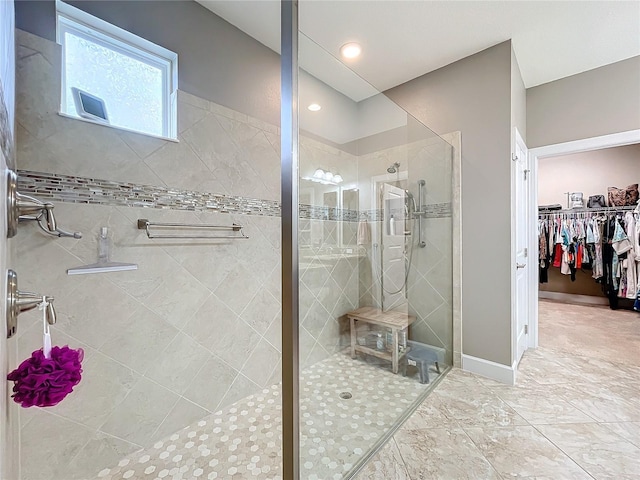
[362,202,452,221]
[422,202,453,218]
[17,170,362,221]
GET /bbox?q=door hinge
[525,325,529,334]
[512,153,518,161]
[524,169,530,180]
[524,248,528,258]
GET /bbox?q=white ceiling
[199,0,640,101]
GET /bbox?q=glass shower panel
[13,2,282,479]
[298,31,454,478]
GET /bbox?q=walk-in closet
[537,143,640,314]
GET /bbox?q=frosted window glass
[63,31,164,137]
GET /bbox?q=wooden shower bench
[346,307,416,374]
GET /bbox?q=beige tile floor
[357,300,640,479]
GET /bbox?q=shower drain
[339,392,352,400]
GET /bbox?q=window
[56,1,178,139]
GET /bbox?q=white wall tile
[99,377,180,446]
[153,398,209,441]
[144,135,215,192]
[212,264,262,316]
[21,410,93,480]
[99,305,179,374]
[240,289,280,335]
[50,352,139,429]
[217,373,260,410]
[241,339,280,387]
[54,276,141,349]
[182,355,238,412]
[145,269,210,329]
[144,333,211,395]
[65,432,141,480]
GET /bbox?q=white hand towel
[357,219,370,245]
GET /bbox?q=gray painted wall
[538,143,640,207]
[527,56,640,148]
[386,41,514,366]
[14,0,55,41]
[511,45,527,145]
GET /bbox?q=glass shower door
[297,28,454,478]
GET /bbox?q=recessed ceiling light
[308,103,322,111]
[340,42,362,59]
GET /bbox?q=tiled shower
[10,5,453,479]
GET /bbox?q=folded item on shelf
[538,204,563,211]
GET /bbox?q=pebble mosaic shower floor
[95,352,442,480]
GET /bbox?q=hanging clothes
[633,205,640,311]
[538,219,550,283]
[601,216,619,309]
[538,207,639,309]
[589,218,604,280]
[612,218,633,255]
[623,212,637,299]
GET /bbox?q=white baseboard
[462,354,516,385]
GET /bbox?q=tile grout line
[529,423,598,480]
[389,436,413,480]
[456,423,506,479]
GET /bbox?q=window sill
[57,112,179,143]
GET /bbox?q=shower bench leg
[350,317,357,359]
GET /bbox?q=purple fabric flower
[7,346,84,408]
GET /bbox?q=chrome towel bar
[137,219,249,240]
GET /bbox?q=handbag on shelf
[569,192,584,209]
[587,195,606,208]
[608,184,639,207]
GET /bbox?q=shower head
[387,162,400,174]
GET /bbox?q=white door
[1,1,19,478]
[514,129,529,365]
[381,183,408,312]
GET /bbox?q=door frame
[511,128,529,373]
[526,129,640,351]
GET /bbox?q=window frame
[56,0,178,140]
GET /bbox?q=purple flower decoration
[7,346,84,408]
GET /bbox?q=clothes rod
[538,205,637,216]
[137,219,249,240]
